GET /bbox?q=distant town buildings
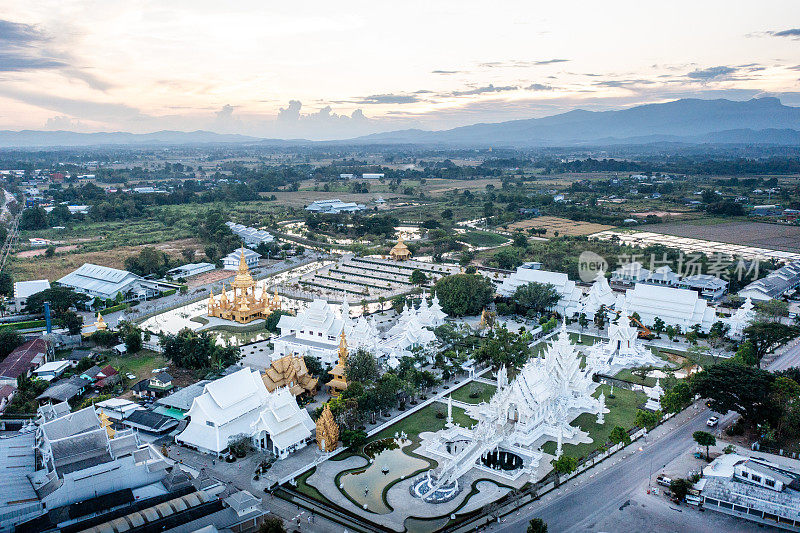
[226,221,274,247]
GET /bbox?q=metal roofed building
[155,380,211,418]
[222,248,261,270]
[12,279,50,311]
[225,221,274,248]
[122,409,180,434]
[57,263,170,302]
[681,274,729,302]
[167,262,215,278]
[0,338,50,387]
[739,260,800,302]
[305,198,366,214]
[698,452,800,530]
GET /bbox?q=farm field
[457,230,509,247]
[647,220,800,253]
[12,237,201,281]
[507,216,615,237]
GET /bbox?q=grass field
[457,230,509,248]
[371,403,476,442]
[106,350,168,383]
[541,384,646,459]
[614,368,657,387]
[450,382,497,404]
[507,216,615,237]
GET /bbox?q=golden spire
[338,330,348,366]
[316,403,339,452]
[98,410,115,439]
[95,313,107,331]
[237,246,248,273]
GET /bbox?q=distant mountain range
[1,97,799,148]
[350,98,800,146]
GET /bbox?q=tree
[474,325,532,371]
[670,478,692,502]
[0,329,24,359]
[24,286,89,314]
[161,328,240,371]
[124,246,173,277]
[57,310,84,335]
[770,376,800,438]
[732,341,758,367]
[513,282,560,316]
[125,328,143,354]
[19,206,49,230]
[744,321,799,367]
[527,518,548,533]
[635,409,660,430]
[441,208,453,220]
[410,269,428,286]
[0,271,12,297]
[652,316,665,337]
[345,347,379,385]
[433,274,494,317]
[44,245,55,258]
[693,430,716,460]
[258,516,286,533]
[577,313,589,332]
[691,361,774,424]
[264,310,291,333]
[181,248,195,262]
[660,381,693,413]
[665,324,676,341]
[512,232,528,248]
[609,426,630,446]
[551,455,577,481]
[756,299,789,321]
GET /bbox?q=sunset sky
[1,0,799,139]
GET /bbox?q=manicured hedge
[99,303,129,315]
[0,319,46,331]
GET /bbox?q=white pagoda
[414,322,607,501]
[579,271,617,320]
[725,296,756,340]
[585,303,663,374]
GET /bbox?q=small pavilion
[390,237,412,261]
[208,247,281,323]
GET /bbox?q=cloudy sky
[1,0,799,139]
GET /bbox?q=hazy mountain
[351,97,800,146]
[0,130,264,148]
[1,98,799,148]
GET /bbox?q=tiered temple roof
[262,355,318,397]
[316,404,339,452]
[208,248,280,324]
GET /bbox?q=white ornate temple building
[273,295,444,366]
[621,282,718,332]
[585,303,663,374]
[175,368,314,458]
[724,296,756,340]
[415,323,607,501]
[579,271,618,319]
[497,262,582,316]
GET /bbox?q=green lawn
[457,230,509,248]
[531,332,599,358]
[614,368,657,387]
[449,382,497,404]
[541,384,647,460]
[106,350,168,382]
[372,403,476,442]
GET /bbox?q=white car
[706,416,719,427]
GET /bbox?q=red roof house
[0,338,49,387]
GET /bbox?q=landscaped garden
[449,381,497,404]
[540,384,647,459]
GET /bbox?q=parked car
[706,416,719,427]
[656,474,672,487]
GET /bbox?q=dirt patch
[186,268,233,288]
[508,216,615,237]
[630,211,685,218]
[16,245,78,258]
[648,221,800,253]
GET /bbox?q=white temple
[273,295,442,366]
[579,271,617,319]
[175,368,314,458]
[497,262,582,316]
[622,282,718,332]
[724,297,756,340]
[585,303,663,374]
[415,322,607,501]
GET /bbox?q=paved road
[767,337,800,371]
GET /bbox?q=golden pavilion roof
[231,247,256,289]
[262,354,318,396]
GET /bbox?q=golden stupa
[389,236,412,261]
[207,247,281,324]
[327,331,349,397]
[98,410,115,439]
[316,403,339,452]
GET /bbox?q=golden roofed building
[316,403,339,452]
[207,247,281,324]
[390,236,412,261]
[327,331,349,397]
[262,354,318,397]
